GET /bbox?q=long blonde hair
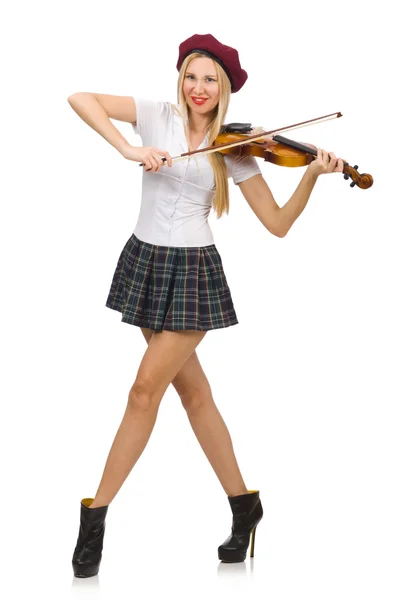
[173,52,231,219]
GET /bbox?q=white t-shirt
[131,97,261,247]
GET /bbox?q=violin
[140,111,374,190]
[215,122,373,190]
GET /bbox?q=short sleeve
[224,153,262,185]
[131,97,170,146]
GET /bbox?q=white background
[2,0,396,598]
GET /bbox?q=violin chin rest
[220,122,252,133]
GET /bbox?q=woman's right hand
[122,145,172,171]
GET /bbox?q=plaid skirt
[105,233,239,331]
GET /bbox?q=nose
[193,80,205,94]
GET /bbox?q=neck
[188,108,214,134]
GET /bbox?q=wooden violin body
[215,132,316,168]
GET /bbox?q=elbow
[265,222,286,237]
[273,210,288,237]
[272,221,288,238]
[67,92,87,103]
[275,225,288,237]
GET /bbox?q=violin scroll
[342,163,373,189]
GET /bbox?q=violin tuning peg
[353,165,359,170]
[343,174,349,180]
[350,181,356,187]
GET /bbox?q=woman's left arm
[237,173,283,237]
[238,149,343,237]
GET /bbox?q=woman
[68,33,343,577]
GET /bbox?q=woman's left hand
[307,148,344,177]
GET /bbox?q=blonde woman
[68,33,343,577]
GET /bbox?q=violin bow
[138,111,343,166]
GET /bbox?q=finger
[325,151,334,170]
[152,152,165,170]
[152,154,163,171]
[143,160,152,171]
[145,150,158,171]
[155,155,164,169]
[328,152,338,172]
[335,158,344,172]
[149,150,162,170]
[146,157,157,171]
[316,148,323,164]
[322,150,330,166]
[156,149,172,167]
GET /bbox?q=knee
[180,387,213,412]
[127,381,155,412]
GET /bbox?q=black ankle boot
[218,490,263,563]
[72,498,109,578]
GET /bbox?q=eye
[185,75,216,82]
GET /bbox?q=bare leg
[183,394,249,497]
[138,327,250,500]
[90,401,159,508]
[89,329,207,508]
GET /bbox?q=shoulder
[132,98,175,136]
[134,97,173,117]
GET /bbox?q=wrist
[119,141,135,157]
[305,165,319,184]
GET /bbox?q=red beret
[176,33,248,93]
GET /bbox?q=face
[182,56,220,115]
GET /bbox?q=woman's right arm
[67,93,136,156]
[67,93,171,170]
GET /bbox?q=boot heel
[72,498,109,578]
[250,525,257,558]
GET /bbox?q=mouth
[191,97,208,105]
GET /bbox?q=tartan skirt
[105,233,239,331]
